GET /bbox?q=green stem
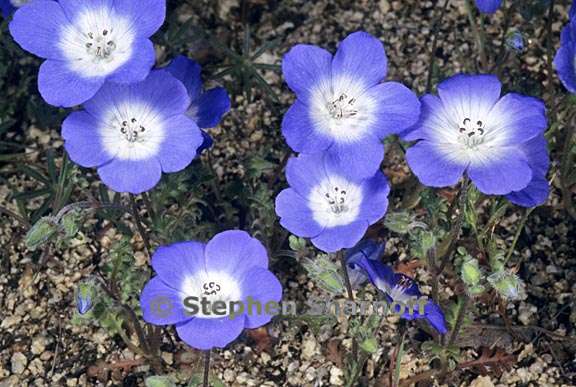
[203,349,211,387]
[338,250,359,360]
[437,177,470,262]
[425,0,451,93]
[464,0,488,71]
[503,207,534,265]
[129,194,153,257]
[448,294,469,346]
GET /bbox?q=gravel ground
[1,0,576,386]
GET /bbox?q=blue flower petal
[332,31,388,90]
[406,140,467,188]
[175,315,245,350]
[114,0,166,37]
[97,157,162,194]
[151,242,206,289]
[62,111,113,168]
[475,0,502,14]
[166,55,203,100]
[467,146,532,195]
[38,59,105,107]
[141,276,191,325]
[240,267,283,329]
[9,0,69,59]
[282,43,332,101]
[190,87,231,128]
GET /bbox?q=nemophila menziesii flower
[9,0,165,107]
[62,70,204,194]
[475,0,502,14]
[345,239,385,288]
[404,74,548,199]
[275,153,390,253]
[140,230,282,350]
[166,55,231,152]
[0,0,28,18]
[282,31,420,178]
[554,17,576,93]
[352,256,447,334]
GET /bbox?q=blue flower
[345,239,386,288]
[351,255,447,334]
[165,55,231,153]
[62,70,204,194]
[275,153,390,253]
[9,0,165,107]
[281,31,420,179]
[140,230,283,350]
[475,0,502,14]
[554,16,576,93]
[76,289,93,315]
[403,74,549,202]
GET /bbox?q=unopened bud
[461,258,482,287]
[25,217,58,251]
[488,270,524,300]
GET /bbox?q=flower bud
[76,281,96,316]
[25,217,59,251]
[384,211,427,234]
[359,337,378,354]
[60,209,83,239]
[506,31,525,53]
[487,270,525,300]
[461,258,482,287]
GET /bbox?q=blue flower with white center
[62,70,204,194]
[345,239,386,289]
[351,255,447,334]
[403,74,549,203]
[0,0,29,18]
[9,0,165,107]
[275,153,390,253]
[475,0,502,14]
[140,230,283,350]
[554,13,576,93]
[165,55,231,154]
[281,31,420,179]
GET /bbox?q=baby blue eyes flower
[403,74,549,205]
[165,55,231,154]
[9,0,165,107]
[554,15,576,93]
[350,255,447,335]
[139,230,283,350]
[62,70,204,194]
[475,0,502,14]
[281,31,420,179]
[275,153,390,253]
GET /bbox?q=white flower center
[180,271,242,318]
[59,8,134,78]
[309,76,376,143]
[99,101,166,161]
[308,175,362,228]
[457,117,486,149]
